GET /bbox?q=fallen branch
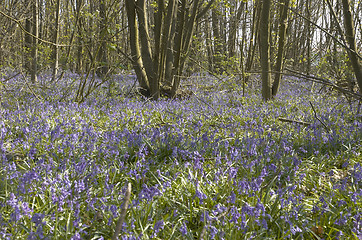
[112,183,132,240]
[278,117,311,126]
[285,67,362,100]
[309,101,331,132]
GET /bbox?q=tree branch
[0,9,68,47]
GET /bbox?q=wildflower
[71,232,81,240]
[31,213,45,226]
[208,225,218,239]
[261,218,268,230]
[200,211,212,222]
[180,222,188,236]
[153,220,164,236]
[195,189,207,204]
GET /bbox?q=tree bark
[52,0,61,82]
[125,0,149,95]
[136,0,158,99]
[31,0,38,83]
[97,0,109,77]
[24,18,32,73]
[76,0,83,73]
[228,1,244,58]
[170,0,186,96]
[158,0,176,85]
[272,0,290,97]
[245,0,261,83]
[212,6,223,74]
[171,0,202,97]
[124,0,211,99]
[205,11,214,72]
[341,0,362,92]
[259,0,272,100]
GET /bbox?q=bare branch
[0,9,69,47]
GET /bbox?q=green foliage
[315,49,356,91]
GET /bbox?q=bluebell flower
[229,206,240,224]
[31,213,45,226]
[71,232,81,240]
[208,225,218,239]
[153,220,164,236]
[180,222,188,236]
[195,189,207,204]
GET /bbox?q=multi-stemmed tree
[125,0,214,100]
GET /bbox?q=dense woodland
[1,1,362,239]
[0,0,361,100]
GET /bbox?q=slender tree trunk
[245,0,261,83]
[272,0,290,97]
[164,12,177,86]
[98,0,109,77]
[136,0,158,99]
[205,12,214,72]
[170,0,186,96]
[158,0,176,85]
[171,0,201,96]
[52,0,61,82]
[31,0,38,83]
[212,7,223,74]
[24,18,32,73]
[341,0,362,92]
[125,0,149,95]
[259,0,272,100]
[76,0,83,73]
[153,0,164,79]
[136,0,158,98]
[305,0,311,74]
[228,1,244,58]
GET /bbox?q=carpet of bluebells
[0,72,361,239]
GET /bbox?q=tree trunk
[212,6,223,74]
[125,0,149,95]
[228,1,244,58]
[259,0,272,101]
[76,0,83,73]
[97,0,109,77]
[341,0,362,92]
[153,0,164,81]
[170,0,186,96]
[171,0,201,97]
[272,0,290,97]
[31,0,38,83]
[158,0,176,86]
[125,0,210,100]
[24,18,32,73]
[205,12,214,72]
[52,0,61,82]
[136,0,158,99]
[245,0,261,83]
[163,13,177,87]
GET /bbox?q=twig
[278,117,311,126]
[247,68,362,101]
[20,72,43,102]
[284,67,362,100]
[284,3,362,61]
[0,9,69,47]
[1,72,21,83]
[309,101,330,132]
[112,183,132,240]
